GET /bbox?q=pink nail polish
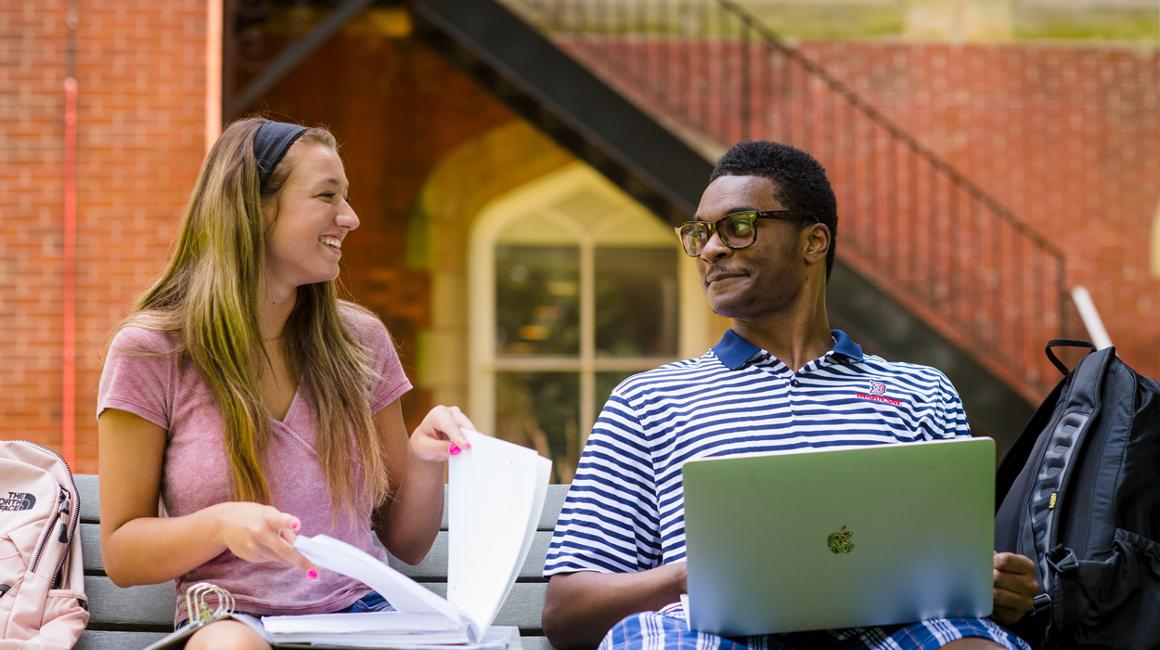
[291,520,300,531]
[308,569,318,580]
[448,444,461,456]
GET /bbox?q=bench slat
[76,475,570,532]
[520,636,553,650]
[84,579,176,629]
[82,524,552,581]
[76,630,169,650]
[86,577,548,631]
[76,474,99,523]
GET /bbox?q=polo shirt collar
[831,329,864,362]
[712,328,864,370]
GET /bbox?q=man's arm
[543,564,687,648]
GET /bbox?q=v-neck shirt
[97,305,411,619]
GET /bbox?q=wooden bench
[74,474,565,650]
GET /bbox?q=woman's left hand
[408,405,478,463]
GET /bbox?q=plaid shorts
[600,604,1031,650]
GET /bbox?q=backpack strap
[996,340,1098,507]
[1029,348,1115,582]
[1045,339,1097,376]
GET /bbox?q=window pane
[495,245,580,357]
[595,248,679,357]
[495,372,580,483]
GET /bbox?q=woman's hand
[209,502,317,578]
[408,405,478,463]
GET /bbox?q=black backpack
[995,340,1160,649]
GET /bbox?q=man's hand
[992,552,1040,626]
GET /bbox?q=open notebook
[145,430,551,650]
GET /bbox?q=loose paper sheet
[447,430,552,637]
[293,534,464,626]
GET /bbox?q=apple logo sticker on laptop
[827,525,855,554]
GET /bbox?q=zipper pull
[57,492,70,543]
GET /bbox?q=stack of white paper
[261,611,468,646]
[262,613,521,649]
[273,430,551,649]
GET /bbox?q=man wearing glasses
[540,141,1040,650]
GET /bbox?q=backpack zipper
[30,488,66,574]
[13,440,81,588]
[51,490,75,589]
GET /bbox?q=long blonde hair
[126,117,389,512]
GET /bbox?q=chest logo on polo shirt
[855,380,903,406]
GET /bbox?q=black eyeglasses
[674,210,813,257]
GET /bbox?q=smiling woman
[95,117,479,650]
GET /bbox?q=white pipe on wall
[1071,286,1112,350]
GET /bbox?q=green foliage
[1015,10,1159,42]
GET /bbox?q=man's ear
[803,223,830,266]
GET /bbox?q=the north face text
[0,491,36,511]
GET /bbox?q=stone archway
[411,120,573,408]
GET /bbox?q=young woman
[97,118,472,649]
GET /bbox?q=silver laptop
[681,437,994,636]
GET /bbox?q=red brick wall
[1,0,207,471]
[240,33,516,433]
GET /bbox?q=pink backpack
[0,441,88,648]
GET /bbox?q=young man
[541,141,1039,650]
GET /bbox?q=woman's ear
[261,195,279,229]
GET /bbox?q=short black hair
[710,140,837,278]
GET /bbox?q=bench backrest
[75,474,566,650]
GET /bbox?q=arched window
[469,164,696,482]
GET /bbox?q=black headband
[254,121,308,190]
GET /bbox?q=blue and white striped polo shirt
[544,328,970,577]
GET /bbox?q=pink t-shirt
[97,305,412,619]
